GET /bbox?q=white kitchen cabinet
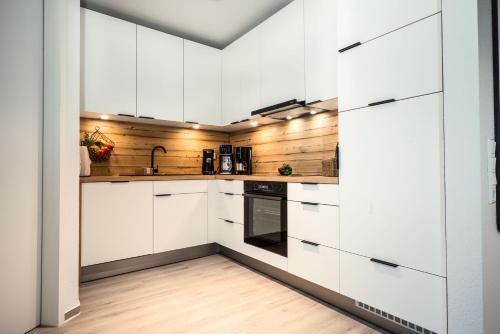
[215,218,244,253]
[304,0,337,104]
[154,192,208,253]
[80,8,137,116]
[338,14,442,112]
[184,40,222,125]
[137,26,183,121]
[217,192,244,225]
[338,0,441,48]
[241,242,288,271]
[288,183,339,206]
[288,201,339,249]
[154,180,208,195]
[260,0,305,107]
[339,93,445,276]
[81,182,153,266]
[288,238,339,292]
[222,28,261,124]
[216,179,244,194]
[340,251,447,334]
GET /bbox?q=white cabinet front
[137,26,183,122]
[81,182,153,266]
[184,40,222,125]
[215,218,244,253]
[80,9,137,116]
[338,0,441,48]
[288,183,339,206]
[339,93,445,276]
[154,193,208,253]
[338,14,442,112]
[217,192,244,225]
[340,251,447,334]
[259,0,305,107]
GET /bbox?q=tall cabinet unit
[338,4,446,334]
[137,26,184,122]
[184,40,222,125]
[80,8,137,116]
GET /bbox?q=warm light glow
[100,114,110,120]
[286,115,293,120]
[250,121,259,127]
[192,123,200,129]
[309,110,317,115]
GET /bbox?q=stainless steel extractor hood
[251,98,338,121]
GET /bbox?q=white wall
[0,1,43,333]
[42,0,81,326]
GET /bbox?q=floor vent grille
[355,301,437,334]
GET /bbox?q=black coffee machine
[235,147,252,175]
[202,149,215,175]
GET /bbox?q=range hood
[251,98,338,120]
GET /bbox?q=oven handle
[243,193,286,201]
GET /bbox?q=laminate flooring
[31,255,382,334]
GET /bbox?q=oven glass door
[244,193,287,257]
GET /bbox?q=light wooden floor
[31,255,382,334]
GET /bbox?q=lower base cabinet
[339,251,447,334]
[288,237,339,292]
[215,218,244,252]
[154,193,208,253]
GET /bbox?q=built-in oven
[244,181,287,257]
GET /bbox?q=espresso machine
[218,144,234,175]
[202,149,215,175]
[235,147,252,175]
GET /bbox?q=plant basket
[81,126,115,162]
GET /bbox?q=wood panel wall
[80,110,338,176]
[80,118,229,176]
[230,111,338,176]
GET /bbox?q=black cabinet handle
[110,181,129,183]
[301,182,318,185]
[155,194,172,197]
[301,240,320,247]
[224,219,235,224]
[138,116,155,119]
[370,258,399,268]
[339,42,362,53]
[224,179,234,181]
[117,113,135,117]
[301,201,319,206]
[223,192,234,196]
[368,99,396,107]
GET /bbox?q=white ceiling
[80,0,294,49]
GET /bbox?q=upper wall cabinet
[137,26,183,122]
[337,0,441,49]
[184,40,222,126]
[80,9,137,116]
[304,0,338,105]
[222,28,261,124]
[260,0,305,107]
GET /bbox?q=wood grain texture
[230,111,338,176]
[80,118,229,176]
[30,255,379,334]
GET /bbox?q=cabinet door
[338,14,442,112]
[137,26,183,121]
[304,0,337,104]
[222,28,261,124]
[338,0,441,48]
[260,0,305,107]
[81,182,153,266]
[339,93,445,276]
[80,9,136,116]
[184,40,222,125]
[154,193,208,253]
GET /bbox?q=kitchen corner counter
[80,174,339,184]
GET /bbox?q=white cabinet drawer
[288,202,339,248]
[215,218,244,253]
[338,0,441,48]
[288,238,339,292]
[217,192,244,224]
[288,183,339,206]
[241,242,288,271]
[154,180,208,195]
[216,180,244,195]
[339,14,442,112]
[340,252,447,334]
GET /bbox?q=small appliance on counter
[202,149,215,175]
[235,147,253,175]
[219,144,234,175]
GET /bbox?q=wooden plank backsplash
[80,111,338,176]
[230,111,338,176]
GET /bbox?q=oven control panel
[244,181,287,196]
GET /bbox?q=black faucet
[151,145,167,174]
